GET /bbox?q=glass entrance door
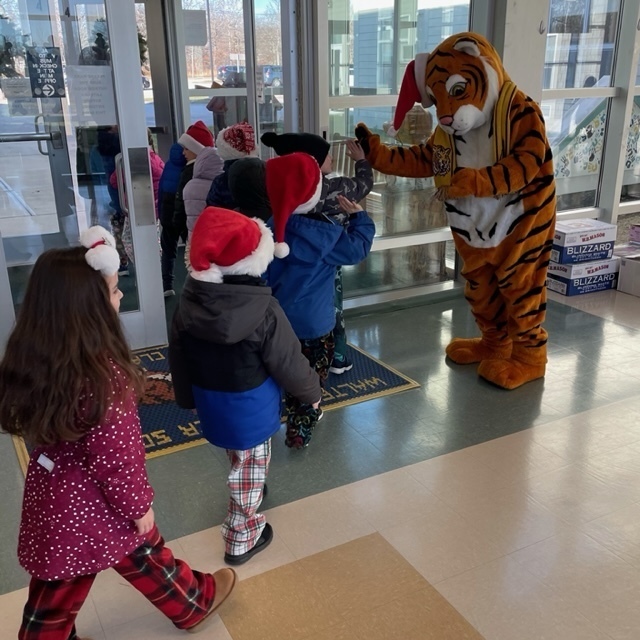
[0,0,166,351]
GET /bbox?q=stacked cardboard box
[546,219,619,296]
[615,240,640,297]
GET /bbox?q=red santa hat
[80,226,120,276]
[265,152,323,259]
[189,207,274,283]
[216,123,259,161]
[178,120,214,155]
[388,53,431,138]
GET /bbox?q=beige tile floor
[2,291,640,639]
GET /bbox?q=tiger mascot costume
[356,32,556,390]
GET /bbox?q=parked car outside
[217,65,246,84]
[262,65,282,87]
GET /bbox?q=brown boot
[185,568,237,634]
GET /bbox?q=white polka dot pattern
[18,365,155,581]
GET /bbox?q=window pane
[545,97,609,210]
[255,1,285,138]
[181,0,245,89]
[544,0,621,90]
[619,96,640,202]
[329,105,449,238]
[329,0,470,98]
[343,242,453,298]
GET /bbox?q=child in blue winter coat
[158,143,187,222]
[261,131,374,376]
[264,152,375,449]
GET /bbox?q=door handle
[34,114,49,156]
[115,153,129,215]
[0,131,62,145]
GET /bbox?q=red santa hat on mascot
[265,152,323,259]
[388,52,431,138]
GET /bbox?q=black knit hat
[261,131,330,167]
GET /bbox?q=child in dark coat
[169,207,321,564]
[161,121,214,296]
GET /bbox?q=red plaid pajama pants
[18,525,214,640]
[221,439,271,556]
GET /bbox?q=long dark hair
[0,247,145,446]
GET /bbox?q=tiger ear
[453,37,481,58]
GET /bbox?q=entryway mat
[12,344,418,472]
[219,533,484,640]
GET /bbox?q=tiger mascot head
[390,32,510,138]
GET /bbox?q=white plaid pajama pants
[221,439,271,556]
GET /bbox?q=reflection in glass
[343,243,452,298]
[0,0,142,312]
[544,97,609,210]
[544,0,620,90]
[620,96,640,203]
[254,2,285,140]
[329,0,470,97]
[329,105,450,239]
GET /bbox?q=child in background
[184,146,225,236]
[227,157,271,223]
[206,123,259,210]
[97,125,128,275]
[109,129,164,265]
[261,132,374,375]
[264,153,375,448]
[158,142,186,223]
[164,120,214,297]
[0,226,236,639]
[169,207,321,565]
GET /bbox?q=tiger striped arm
[355,123,435,179]
[446,98,549,200]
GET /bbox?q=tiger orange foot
[477,358,546,390]
[445,338,512,365]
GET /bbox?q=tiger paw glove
[355,123,380,164]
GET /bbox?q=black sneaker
[224,523,273,566]
[329,358,353,375]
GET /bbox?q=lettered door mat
[12,344,418,471]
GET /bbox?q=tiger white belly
[444,120,524,249]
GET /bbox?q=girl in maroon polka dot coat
[0,227,236,639]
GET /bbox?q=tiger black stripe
[518,303,546,319]
[514,286,545,305]
[500,163,511,192]
[450,226,471,241]
[511,106,537,126]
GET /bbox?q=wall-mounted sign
[66,65,117,126]
[26,47,65,98]
[183,10,208,46]
[0,78,39,116]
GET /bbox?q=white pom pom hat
[80,226,121,276]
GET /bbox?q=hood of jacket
[178,277,272,345]
[228,157,271,222]
[194,147,225,181]
[169,143,187,167]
